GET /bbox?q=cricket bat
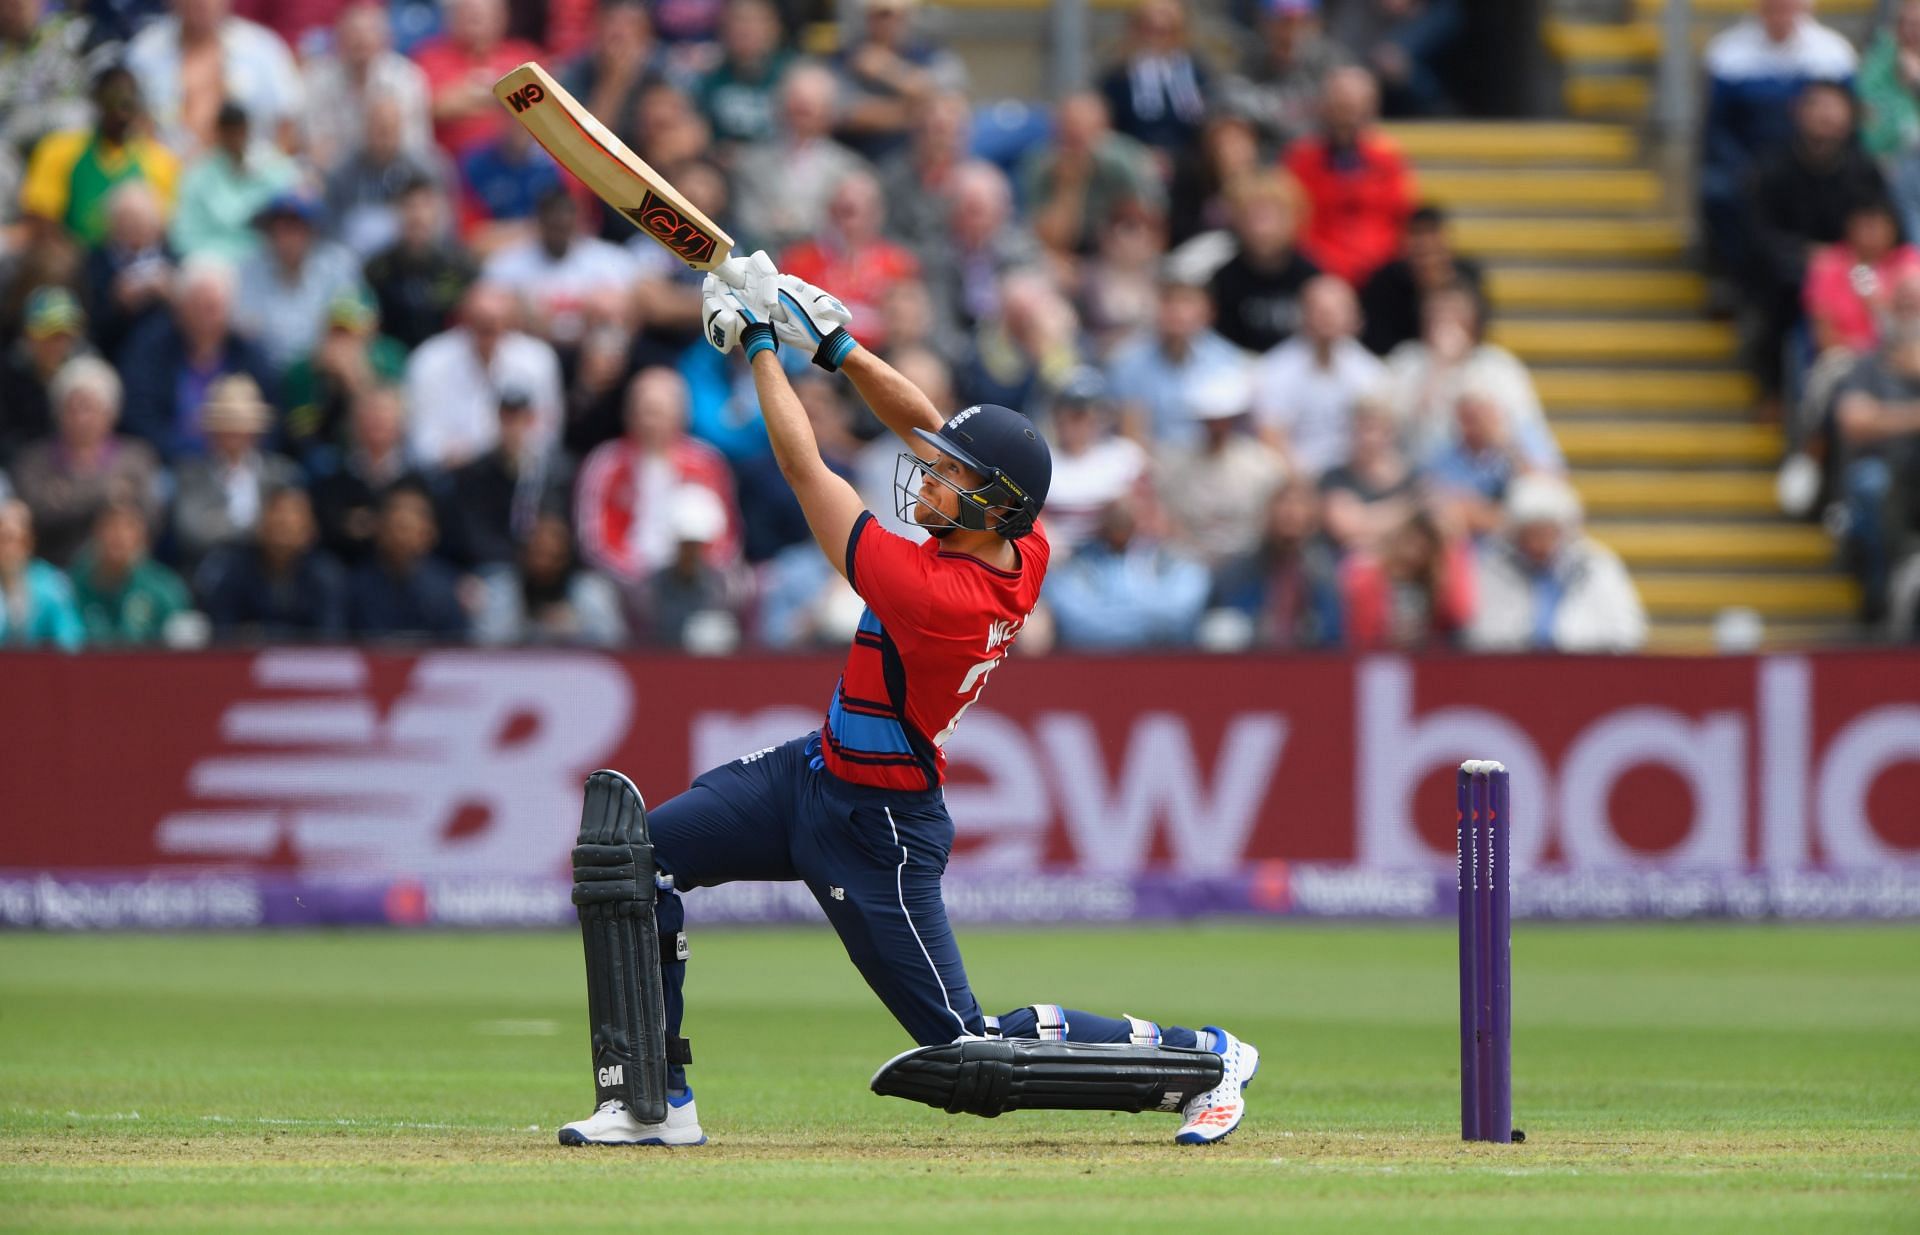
[494,61,735,271]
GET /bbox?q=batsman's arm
[839,347,945,447]
[746,348,865,580]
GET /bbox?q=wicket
[1457,759,1518,1143]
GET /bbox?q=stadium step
[1487,267,1704,314]
[1635,573,1860,620]
[1419,169,1664,213]
[1490,318,1737,364]
[1629,0,1873,18]
[1555,421,1782,465]
[1639,620,1853,653]
[1592,522,1833,570]
[1573,470,1776,516]
[1451,217,1688,261]
[1380,122,1637,165]
[1532,368,1754,414]
[1565,75,1651,120]
[1545,20,1664,63]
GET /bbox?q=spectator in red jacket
[414,0,543,159]
[1283,66,1414,285]
[780,170,921,353]
[1337,508,1473,649]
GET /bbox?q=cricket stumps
[1457,759,1520,1144]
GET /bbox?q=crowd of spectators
[0,0,1642,655]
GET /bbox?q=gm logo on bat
[624,192,717,264]
[503,83,545,111]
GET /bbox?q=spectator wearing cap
[1220,0,1348,154]
[732,63,867,255]
[126,0,304,155]
[19,65,180,249]
[483,188,640,354]
[405,284,564,469]
[1022,92,1163,257]
[833,0,968,163]
[11,356,162,568]
[1097,0,1212,161]
[117,255,277,460]
[0,287,96,465]
[780,171,921,354]
[1318,392,1416,555]
[81,182,178,362]
[1046,492,1211,649]
[1330,0,1466,118]
[576,367,742,589]
[302,2,433,176]
[234,192,369,376]
[1468,474,1646,653]
[363,177,479,350]
[562,2,670,154]
[1207,171,1321,354]
[1701,0,1857,276]
[1284,66,1414,285]
[169,102,300,262]
[444,389,574,570]
[67,500,192,646]
[1156,364,1287,565]
[309,384,437,565]
[281,290,410,464]
[414,0,542,159]
[0,0,94,162]
[1251,275,1384,480]
[1039,369,1149,553]
[695,0,795,149]
[1339,509,1473,649]
[0,498,84,649]
[647,484,745,650]
[1358,204,1484,357]
[171,374,302,572]
[473,510,625,647]
[1207,478,1342,650]
[324,94,454,260]
[198,484,349,641]
[1107,271,1248,446]
[345,480,469,639]
[1385,284,1559,469]
[957,271,1084,415]
[1424,383,1531,541]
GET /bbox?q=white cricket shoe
[1174,1027,1260,1146]
[558,1089,706,1147]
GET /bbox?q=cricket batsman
[558,253,1259,1148]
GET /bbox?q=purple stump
[1488,765,1513,1142]
[1459,760,1513,1143]
[1456,766,1478,1141]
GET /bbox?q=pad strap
[1123,1015,1162,1047]
[1031,1004,1068,1042]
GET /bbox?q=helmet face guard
[892,448,1040,540]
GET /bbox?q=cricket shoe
[558,1088,706,1146]
[1174,1027,1260,1146]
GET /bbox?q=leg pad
[870,1038,1224,1118]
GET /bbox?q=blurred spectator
[562,2,668,152]
[363,176,478,350]
[576,368,742,587]
[457,114,569,253]
[1022,92,1162,257]
[1385,285,1558,469]
[626,81,715,184]
[1338,509,1472,650]
[1701,0,1857,274]
[1424,384,1527,540]
[734,372,861,563]
[647,0,729,57]
[325,94,452,260]
[959,270,1083,414]
[1330,0,1465,117]
[678,334,771,464]
[1285,66,1413,285]
[405,283,563,468]
[1098,0,1211,161]
[1467,474,1646,653]
[1108,272,1244,445]
[415,0,541,158]
[1156,365,1286,564]
[171,374,300,571]
[1207,171,1320,353]
[20,65,179,249]
[484,187,639,351]
[1318,392,1415,554]
[1748,82,1888,412]
[198,484,349,640]
[0,0,96,160]
[345,480,468,638]
[1358,203,1483,356]
[647,483,743,648]
[1038,369,1148,552]
[1,287,96,467]
[1080,209,1167,354]
[1220,0,1347,154]
[117,255,277,460]
[168,101,300,262]
[696,0,794,149]
[1046,493,1210,648]
[67,500,191,645]
[302,2,433,177]
[80,182,176,362]
[732,63,865,254]
[1207,478,1341,649]
[879,259,966,364]
[781,171,920,352]
[281,290,409,463]
[1803,194,1920,356]
[11,355,162,567]
[234,192,367,376]
[0,498,84,649]
[473,509,625,646]
[310,384,433,564]
[1860,0,1920,240]
[1167,113,1263,249]
[445,389,573,569]
[1251,276,1384,479]
[833,0,966,162]
[126,0,304,156]
[1833,321,1920,621]
[879,92,973,256]
[916,160,1039,339]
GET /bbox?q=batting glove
[701,275,777,361]
[771,274,858,372]
[714,250,781,322]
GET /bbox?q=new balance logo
[598,1065,624,1088]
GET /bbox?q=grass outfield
[2,925,1917,1234]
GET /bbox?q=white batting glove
[713,250,781,326]
[701,274,777,361]
[771,274,859,371]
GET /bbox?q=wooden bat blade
[493,61,735,271]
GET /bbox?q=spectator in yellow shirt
[20,66,178,249]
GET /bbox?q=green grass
[2,925,1918,1233]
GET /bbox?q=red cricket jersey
[822,512,1050,791]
